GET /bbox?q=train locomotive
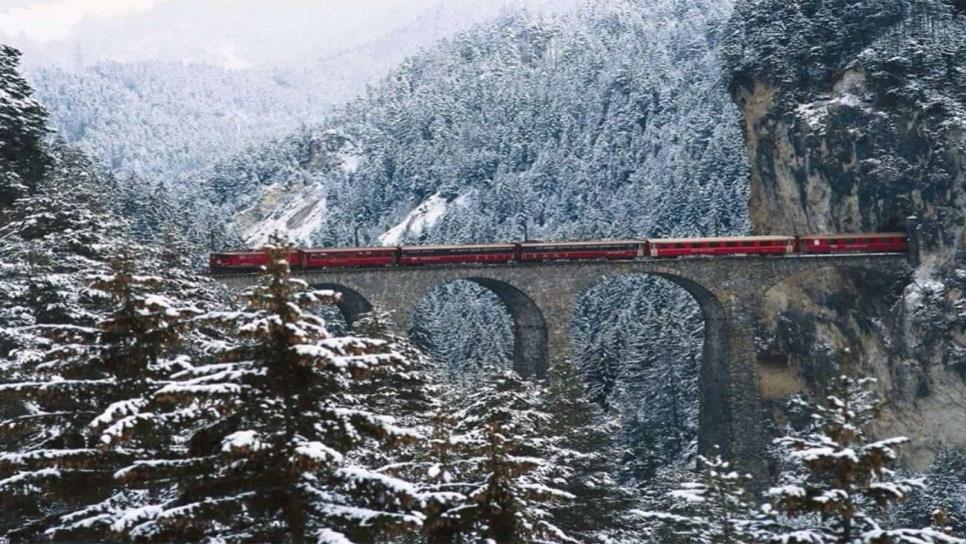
[209,233,908,273]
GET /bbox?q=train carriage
[398,243,517,266]
[209,249,303,272]
[798,233,908,254]
[519,240,644,262]
[648,236,796,258]
[301,247,400,268]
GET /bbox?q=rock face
[724,0,966,467]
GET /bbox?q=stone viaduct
[216,253,911,470]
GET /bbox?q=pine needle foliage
[898,448,966,536]
[448,369,577,544]
[767,373,964,544]
[106,243,422,543]
[541,360,640,541]
[349,310,435,419]
[639,450,761,544]
[0,253,197,541]
[0,45,49,208]
[384,386,470,544]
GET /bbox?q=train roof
[650,235,795,244]
[799,232,906,239]
[211,250,266,256]
[401,243,517,251]
[521,239,642,247]
[303,246,397,253]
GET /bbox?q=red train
[208,233,908,272]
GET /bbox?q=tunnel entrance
[756,266,906,401]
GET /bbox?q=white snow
[378,191,473,246]
[221,430,265,453]
[110,504,164,533]
[338,148,361,174]
[89,398,147,429]
[294,441,343,464]
[0,467,62,490]
[316,528,354,544]
[904,272,946,311]
[796,92,877,129]
[338,465,418,496]
[241,183,328,246]
[767,484,806,498]
[669,482,708,503]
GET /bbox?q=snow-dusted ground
[240,183,328,246]
[378,191,472,246]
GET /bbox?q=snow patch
[378,191,472,246]
[797,69,877,128]
[221,430,265,454]
[796,92,870,128]
[338,148,361,174]
[317,528,353,544]
[240,183,328,246]
[294,441,343,464]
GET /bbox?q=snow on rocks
[378,191,473,246]
[221,430,266,454]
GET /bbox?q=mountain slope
[207,0,749,248]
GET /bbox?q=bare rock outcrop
[724,0,966,467]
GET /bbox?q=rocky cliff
[724,0,966,467]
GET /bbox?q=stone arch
[410,275,549,379]
[310,282,374,327]
[465,277,549,379]
[573,270,733,457]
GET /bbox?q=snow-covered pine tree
[767,372,965,543]
[349,310,434,418]
[638,449,761,544]
[0,96,154,538]
[345,309,450,541]
[447,368,576,544]
[415,401,467,544]
[0,44,49,209]
[541,359,642,541]
[410,282,514,379]
[105,243,422,543]
[898,448,966,536]
[0,252,197,542]
[381,382,472,544]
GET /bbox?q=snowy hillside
[205,0,750,249]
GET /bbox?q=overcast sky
[0,0,578,68]
[0,0,162,43]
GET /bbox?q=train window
[675,243,686,249]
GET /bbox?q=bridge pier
[713,299,769,481]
